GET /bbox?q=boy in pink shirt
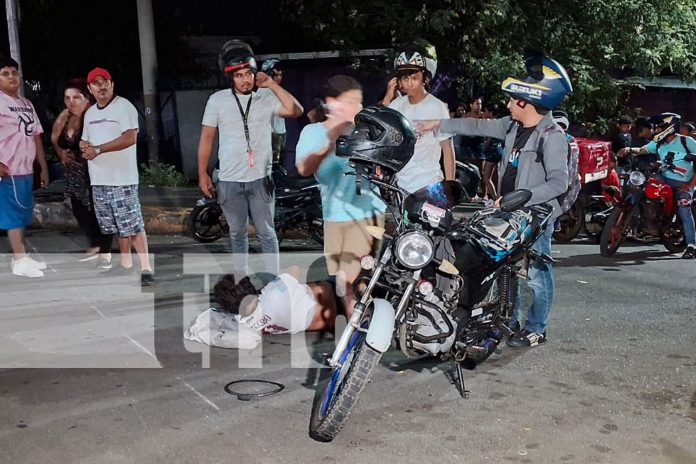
[0,56,49,278]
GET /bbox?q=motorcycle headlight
[395,231,434,269]
[629,171,646,186]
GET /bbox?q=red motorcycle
[600,156,696,257]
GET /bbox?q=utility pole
[136,0,161,163]
[5,0,23,95]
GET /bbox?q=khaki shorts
[324,215,385,281]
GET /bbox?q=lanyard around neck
[232,91,253,150]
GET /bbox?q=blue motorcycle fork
[328,248,391,368]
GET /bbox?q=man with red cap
[79,67,154,286]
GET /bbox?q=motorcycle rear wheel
[187,203,228,243]
[662,216,687,253]
[600,208,630,257]
[309,329,381,442]
[553,201,583,243]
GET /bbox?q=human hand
[81,145,98,160]
[494,197,502,208]
[40,169,49,188]
[199,173,214,198]
[60,152,78,167]
[386,77,398,95]
[414,119,440,135]
[255,71,273,88]
[617,147,630,158]
[0,161,8,177]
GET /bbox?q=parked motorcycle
[599,155,696,257]
[187,165,323,245]
[309,173,555,441]
[553,188,617,243]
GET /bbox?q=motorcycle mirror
[365,225,386,240]
[438,259,459,275]
[499,189,532,212]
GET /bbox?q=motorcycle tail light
[418,280,434,296]
[360,255,375,271]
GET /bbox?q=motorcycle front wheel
[662,215,687,253]
[309,325,381,442]
[553,201,584,243]
[187,203,228,243]
[599,207,631,257]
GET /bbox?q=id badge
[247,150,256,168]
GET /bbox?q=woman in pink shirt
[0,56,49,278]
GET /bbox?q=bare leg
[7,228,27,259]
[482,161,498,200]
[131,231,152,271]
[117,236,133,268]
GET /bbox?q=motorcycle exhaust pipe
[462,328,505,368]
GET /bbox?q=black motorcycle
[187,166,323,245]
[553,188,618,243]
[309,172,554,441]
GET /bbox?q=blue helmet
[501,55,572,110]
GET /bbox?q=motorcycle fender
[365,298,396,353]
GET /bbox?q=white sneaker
[11,257,45,278]
[26,256,47,270]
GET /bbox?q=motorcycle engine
[398,294,457,357]
[640,200,662,236]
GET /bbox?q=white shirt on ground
[82,96,140,186]
[389,93,451,193]
[202,88,282,182]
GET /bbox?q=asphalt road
[0,231,694,464]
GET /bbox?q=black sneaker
[141,270,155,286]
[506,329,547,348]
[682,246,696,259]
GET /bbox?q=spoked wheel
[599,207,631,257]
[553,201,583,243]
[309,323,381,442]
[187,203,228,243]
[662,215,687,253]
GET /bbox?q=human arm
[256,71,303,118]
[617,146,649,157]
[381,78,398,106]
[197,125,218,198]
[35,135,49,188]
[50,110,77,166]
[295,123,335,177]
[417,116,511,139]
[441,138,455,181]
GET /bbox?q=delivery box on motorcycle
[575,138,610,184]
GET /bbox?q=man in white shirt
[382,40,455,194]
[197,41,302,276]
[80,67,153,286]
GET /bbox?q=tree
[280,0,696,133]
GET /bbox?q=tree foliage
[280,0,696,133]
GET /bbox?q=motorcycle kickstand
[453,361,470,399]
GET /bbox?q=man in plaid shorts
[79,67,154,286]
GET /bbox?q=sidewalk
[32,185,483,235]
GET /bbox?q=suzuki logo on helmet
[509,83,543,98]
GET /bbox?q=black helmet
[218,39,257,74]
[650,112,681,143]
[336,106,416,174]
[393,39,438,80]
[261,58,281,75]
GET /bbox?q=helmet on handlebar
[650,112,681,143]
[218,39,257,75]
[393,39,438,81]
[336,106,416,174]
[501,54,573,111]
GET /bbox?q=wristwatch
[94,146,101,156]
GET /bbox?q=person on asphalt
[80,67,153,286]
[51,79,113,269]
[295,75,386,317]
[0,55,49,278]
[197,40,302,277]
[381,39,455,194]
[617,112,696,259]
[416,54,573,348]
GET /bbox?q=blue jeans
[510,224,555,334]
[218,177,279,277]
[655,175,695,247]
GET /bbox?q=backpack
[505,121,579,212]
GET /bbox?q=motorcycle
[599,154,696,257]
[187,165,324,245]
[309,170,555,441]
[553,188,618,243]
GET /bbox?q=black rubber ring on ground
[224,379,285,401]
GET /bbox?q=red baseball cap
[87,67,112,84]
